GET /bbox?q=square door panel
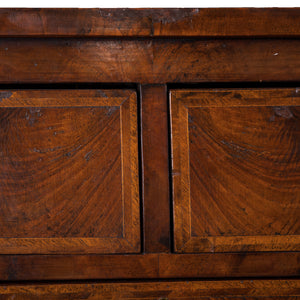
[170,88,300,253]
[0,89,140,254]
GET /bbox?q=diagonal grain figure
[170,88,300,253]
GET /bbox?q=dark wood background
[0,8,299,299]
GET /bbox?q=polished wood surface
[170,88,300,253]
[0,90,140,254]
[0,280,299,299]
[0,8,299,37]
[0,252,298,281]
[141,85,170,252]
[0,39,299,84]
[159,252,300,279]
[0,8,299,294]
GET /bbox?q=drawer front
[170,88,300,253]
[0,89,140,254]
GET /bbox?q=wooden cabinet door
[170,88,300,253]
[0,89,140,254]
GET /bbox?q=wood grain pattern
[152,39,300,84]
[0,254,158,281]
[152,8,300,38]
[141,85,170,253]
[0,8,151,37]
[0,252,298,281]
[0,8,300,289]
[159,252,300,279]
[0,8,299,37]
[0,89,140,254]
[0,280,299,299]
[170,88,300,253]
[0,39,299,84]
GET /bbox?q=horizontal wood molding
[170,88,300,253]
[0,89,140,254]
[0,89,132,107]
[0,39,299,84]
[0,8,299,37]
[0,252,299,281]
[0,280,299,299]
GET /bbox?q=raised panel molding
[170,88,300,253]
[0,89,140,254]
